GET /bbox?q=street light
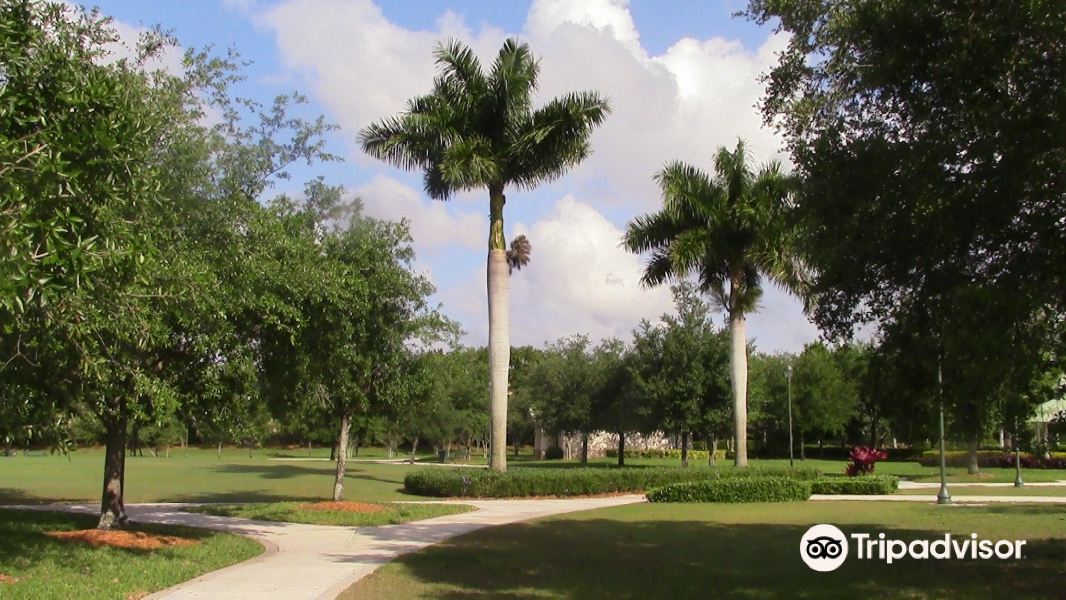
[936,358,952,505]
[1014,418,1024,488]
[787,364,794,468]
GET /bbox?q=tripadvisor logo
[800,524,1026,572]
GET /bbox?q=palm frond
[655,161,720,223]
[489,38,539,115]
[434,39,487,94]
[440,135,501,189]
[622,210,683,254]
[715,140,752,207]
[507,91,611,189]
[506,234,532,274]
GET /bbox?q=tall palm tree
[360,39,610,471]
[622,141,806,467]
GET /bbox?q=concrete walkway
[897,480,1066,489]
[812,494,1066,504]
[18,496,644,600]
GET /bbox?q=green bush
[646,477,812,503]
[917,450,1066,469]
[404,465,823,498]
[604,448,729,462]
[810,475,898,495]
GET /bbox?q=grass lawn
[2,448,1063,506]
[0,509,261,600]
[187,501,474,526]
[0,447,444,504]
[344,501,1066,600]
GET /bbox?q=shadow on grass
[344,518,1066,600]
[168,489,320,503]
[208,463,336,479]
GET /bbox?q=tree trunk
[330,442,336,461]
[709,434,719,466]
[98,403,129,530]
[332,413,351,502]
[580,433,589,465]
[967,436,980,475]
[410,436,419,464]
[800,432,806,460]
[729,309,749,467]
[217,442,222,458]
[487,185,510,472]
[681,431,690,468]
[617,431,625,467]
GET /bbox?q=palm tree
[360,39,610,471]
[622,141,806,467]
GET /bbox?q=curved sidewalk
[19,496,645,600]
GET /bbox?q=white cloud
[260,0,788,206]
[509,195,674,344]
[353,175,485,250]
[444,195,816,351]
[258,0,813,351]
[444,195,675,346]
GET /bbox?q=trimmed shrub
[543,447,564,460]
[810,475,898,495]
[646,477,811,503]
[917,451,1066,469]
[604,448,729,462]
[404,465,823,498]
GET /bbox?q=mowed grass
[1,448,1062,505]
[0,509,261,600]
[188,501,474,526]
[345,501,1066,600]
[0,447,446,504]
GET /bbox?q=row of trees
[0,3,447,526]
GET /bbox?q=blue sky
[80,0,815,352]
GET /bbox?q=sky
[78,0,819,353]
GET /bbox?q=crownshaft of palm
[623,141,804,468]
[360,39,609,471]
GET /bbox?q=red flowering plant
[845,447,888,476]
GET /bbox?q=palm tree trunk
[487,185,509,472]
[332,412,351,502]
[730,311,749,467]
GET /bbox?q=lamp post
[787,364,794,468]
[1014,418,1024,488]
[936,358,952,505]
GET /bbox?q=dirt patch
[297,501,387,513]
[46,529,198,550]
[0,573,18,584]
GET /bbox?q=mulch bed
[45,529,198,550]
[297,501,387,513]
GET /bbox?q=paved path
[812,494,1066,504]
[897,480,1066,489]
[16,496,644,600]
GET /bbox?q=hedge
[810,475,898,495]
[604,448,729,462]
[917,451,1066,469]
[646,477,812,503]
[404,465,823,498]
